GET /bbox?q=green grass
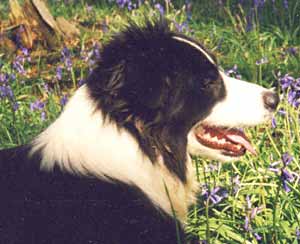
[1,0,300,243]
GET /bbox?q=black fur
[88,21,225,182]
[0,21,226,244]
[0,146,184,244]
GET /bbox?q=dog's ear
[135,76,170,110]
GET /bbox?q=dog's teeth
[203,133,211,139]
[219,138,226,144]
[211,136,218,142]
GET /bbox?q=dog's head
[86,21,279,182]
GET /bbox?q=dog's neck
[30,85,198,222]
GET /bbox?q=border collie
[0,21,279,244]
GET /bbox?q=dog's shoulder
[0,146,185,244]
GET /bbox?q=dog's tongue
[226,133,257,156]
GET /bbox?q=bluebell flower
[202,185,227,205]
[0,73,9,84]
[270,152,295,193]
[13,56,26,75]
[65,58,72,71]
[0,85,14,99]
[21,47,31,61]
[61,47,71,58]
[13,102,19,111]
[255,57,268,65]
[271,117,277,128]
[287,47,297,56]
[296,227,300,240]
[78,79,85,87]
[60,94,68,107]
[282,152,293,166]
[277,109,287,116]
[279,74,294,91]
[56,66,63,81]
[245,8,255,32]
[232,175,240,194]
[268,161,281,173]
[185,0,192,21]
[43,83,50,93]
[30,100,45,111]
[253,232,262,241]
[246,195,251,209]
[173,21,189,33]
[155,3,164,15]
[41,111,46,121]
[86,5,93,12]
[244,215,250,231]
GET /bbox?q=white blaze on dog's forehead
[172,36,215,65]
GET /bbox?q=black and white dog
[0,21,279,244]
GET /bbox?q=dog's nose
[263,91,280,111]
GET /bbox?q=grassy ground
[1,0,300,243]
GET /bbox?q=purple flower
[271,117,277,128]
[86,5,93,12]
[13,57,26,75]
[0,85,14,99]
[287,47,297,56]
[43,83,50,93]
[78,79,85,87]
[244,215,250,231]
[41,111,46,121]
[13,102,19,111]
[10,73,16,81]
[61,47,73,71]
[287,90,296,104]
[232,175,240,194]
[115,0,136,10]
[206,162,220,172]
[277,109,287,116]
[173,21,189,33]
[269,161,281,173]
[116,0,126,8]
[250,206,263,219]
[281,168,294,182]
[61,47,71,58]
[155,3,164,15]
[0,73,9,84]
[186,0,192,21]
[296,227,300,240]
[279,74,294,91]
[270,152,295,193]
[30,100,47,120]
[21,47,31,61]
[202,185,227,205]
[60,94,68,107]
[30,100,45,111]
[56,66,63,81]
[253,232,262,241]
[245,8,255,32]
[282,152,293,166]
[92,42,101,59]
[283,0,288,9]
[225,64,241,79]
[255,57,268,65]
[65,58,72,71]
[246,195,252,209]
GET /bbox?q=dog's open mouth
[195,124,257,157]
